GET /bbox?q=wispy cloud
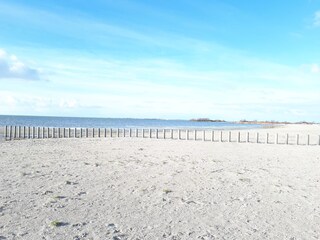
[314,10,320,27]
[0,49,40,80]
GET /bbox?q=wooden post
[318,135,320,145]
[247,132,249,143]
[4,125,7,140]
[164,129,166,139]
[129,128,132,138]
[156,129,159,139]
[135,128,138,138]
[178,129,181,140]
[195,130,197,141]
[229,131,231,142]
[98,128,101,138]
[18,126,21,139]
[33,127,35,139]
[297,134,299,145]
[171,129,173,139]
[276,134,279,144]
[256,132,259,143]
[286,134,289,145]
[238,132,240,143]
[42,127,44,138]
[149,129,152,138]
[220,131,223,142]
[124,128,126,137]
[68,128,71,138]
[93,128,95,138]
[11,126,14,140]
[187,130,189,140]
[17,126,20,139]
[14,126,17,139]
[8,125,10,140]
[117,128,120,138]
[212,131,214,142]
[203,130,205,141]
[8,126,11,140]
[110,128,113,138]
[307,135,310,145]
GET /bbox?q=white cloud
[0,49,40,80]
[310,63,320,73]
[314,10,320,27]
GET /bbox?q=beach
[1,124,320,239]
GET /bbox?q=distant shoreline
[190,118,317,125]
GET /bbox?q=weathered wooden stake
[297,134,299,145]
[9,126,12,140]
[4,125,7,140]
[220,131,223,142]
[156,129,159,139]
[257,132,259,143]
[276,134,279,144]
[178,129,181,140]
[247,132,249,143]
[229,131,231,142]
[203,130,206,141]
[27,126,30,139]
[14,126,17,139]
[307,135,310,145]
[195,130,197,141]
[238,132,240,143]
[18,126,21,139]
[286,134,289,145]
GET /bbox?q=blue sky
[0,0,320,121]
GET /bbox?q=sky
[0,0,320,121]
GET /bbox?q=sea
[0,115,262,139]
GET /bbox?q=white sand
[0,124,320,239]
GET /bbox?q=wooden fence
[2,126,320,146]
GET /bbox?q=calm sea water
[0,115,261,130]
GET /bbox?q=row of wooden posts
[3,125,320,146]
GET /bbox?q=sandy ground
[0,125,320,239]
